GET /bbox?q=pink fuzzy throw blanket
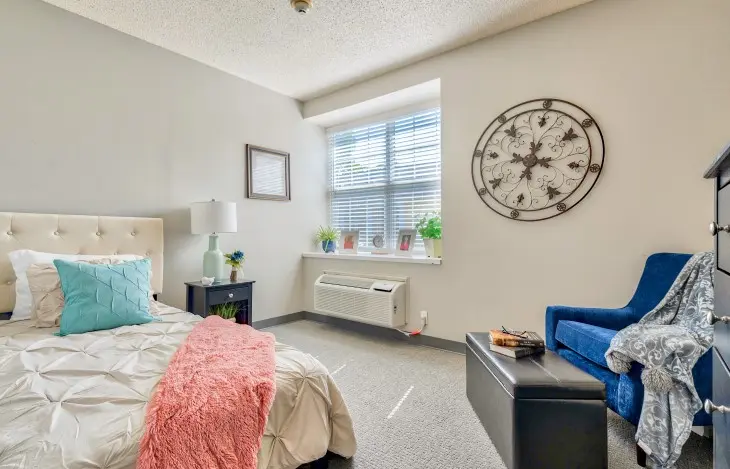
[138,316,276,469]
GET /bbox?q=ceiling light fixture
[290,0,313,14]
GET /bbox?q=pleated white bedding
[0,303,356,469]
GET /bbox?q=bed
[0,212,356,469]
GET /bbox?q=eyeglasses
[501,326,527,338]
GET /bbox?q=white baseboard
[692,425,713,438]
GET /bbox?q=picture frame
[395,229,416,256]
[339,231,359,254]
[246,144,291,201]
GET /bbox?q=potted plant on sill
[315,226,340,253]
[210,302,238,322]
[416,212,442,258]
[224,250,245,282]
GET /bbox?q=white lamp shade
[190,201,238,234]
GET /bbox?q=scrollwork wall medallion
[471,99,605,221]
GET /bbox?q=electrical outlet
[420,310,428,324]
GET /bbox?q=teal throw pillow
[54,258,156,336]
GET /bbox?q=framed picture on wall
[246,144,291,201]
[340,231,360,254]
[395,229,416,257]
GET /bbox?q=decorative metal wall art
[471,99,604,221]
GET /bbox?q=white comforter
[0,303,356,469]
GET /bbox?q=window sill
[302,252,442,265]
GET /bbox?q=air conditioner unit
[314,272,407,328]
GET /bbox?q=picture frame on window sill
[395,229,416,257]
[339,231,360,254]
[246,144,291,201]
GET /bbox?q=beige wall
[303,0,730,342]
[0,0,328,320]
[3,0,728,339]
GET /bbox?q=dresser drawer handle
[707,312,730,325]
[709,221,730,236]
[228,293,234,299]
[705,399,730,414]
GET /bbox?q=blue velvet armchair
[545,252,712,427]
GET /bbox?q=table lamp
[190,200,237,282]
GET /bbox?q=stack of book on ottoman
[489,328,545,358]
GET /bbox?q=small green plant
[315,226,340,242]
[416,212,442,239]
[224,250,245,268]
[210,302,238,320]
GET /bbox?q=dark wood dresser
[704,141,730,469]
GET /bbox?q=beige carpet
[265,320,713,469]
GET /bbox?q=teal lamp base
[203,234,225,281]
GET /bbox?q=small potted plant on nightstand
[315,226,340,253]
[224,250,244,282]
[210,303,238,322]
[416,212,442,258]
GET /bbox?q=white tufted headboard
[0,212,163,314]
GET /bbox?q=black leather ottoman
[466,332,607,469]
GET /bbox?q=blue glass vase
[322,240,336,253]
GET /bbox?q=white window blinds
[328,108,441,250]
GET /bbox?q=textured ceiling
[41,0,592,100]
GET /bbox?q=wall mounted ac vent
[314,272,407,328]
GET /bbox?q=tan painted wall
[0,0,328,320]
[302,0,730,342]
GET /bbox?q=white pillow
[8,250,142,321]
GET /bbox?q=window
[328,108,441,250]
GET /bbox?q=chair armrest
[545,305,636,351]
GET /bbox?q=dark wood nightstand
[185,279,255,325]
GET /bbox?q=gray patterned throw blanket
[605,252,714,469]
